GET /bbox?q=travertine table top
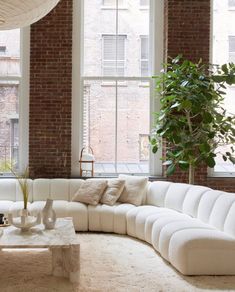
[0,217,79,249]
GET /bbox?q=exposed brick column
[163,0,235,191]
[29,0,72,178]
[165,0,210,63]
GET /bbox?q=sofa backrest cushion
[147,181,235,237]
[164,183,191,212]
[0,179,17,201]
[182,185,211,217]
[32,178,84,201]
[209,193,235,235]
[224,201,235,237]
[146,181,171,207]
[33,179,51,201]
[50,179,70,201]
[69,179,85,201]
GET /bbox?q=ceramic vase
[42,199,57,229]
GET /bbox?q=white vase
[42,199,56,230]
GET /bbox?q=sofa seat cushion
[0,201,14,215]
[152,213,201,252]
[157,220,215,261]
[66,202,88,231]
[127,206,178,241]
[168,228,235,275]
[29,201,88,231]
[126,206,167,239]
[88,203,136,234]
[8,202,32,217]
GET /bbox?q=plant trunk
[189,164,195,185]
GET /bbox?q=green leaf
[152,145,158,154]
[203,112,213,123]
[206,156,216,168]
[179,161,189,170]
[166,164,176,176]
[150,138,157,145]
[221,64,228,74]
[199,143,210,153]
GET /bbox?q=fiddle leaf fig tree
[150,55,235,184]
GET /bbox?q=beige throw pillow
[72,179,107,206]
[100,179,125,206]
[118,175,148,206]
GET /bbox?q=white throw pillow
[118,174,148,206]
[72,179,107,206]
[100,179,125,206]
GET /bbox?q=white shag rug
[1,233,235,292]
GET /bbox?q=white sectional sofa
[1,178,235,275]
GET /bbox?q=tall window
[140,35,149,76]
[0,29,20,172]
[82,0,151,175]
[102,35,126,76]
[213,0,235,176]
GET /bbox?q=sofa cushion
[164,183,191,212]
[50,179,70,201]
[118,175,148,206]
[66,202,88,231]
[100,179,125,206]
[72,180,107,206]
[168,228,235,275]
[157,219,214,261]
[0,179,17,201]
[33,179,51,201]
[88,203,135,234]
[146,181,172,207]
[0,201,14,215]
[126,205,167,239]
[69,179,85,201]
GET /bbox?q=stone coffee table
[0,217,80,283]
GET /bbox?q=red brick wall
[29,0,72,178]
[163,0,235,192]
[165,0,210,63]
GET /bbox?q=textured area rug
[1,233,235,292]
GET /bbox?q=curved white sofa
[1,178,235,275]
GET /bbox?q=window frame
[209,0,235,178]
[0,27,30,175]
[72,0,164,177]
